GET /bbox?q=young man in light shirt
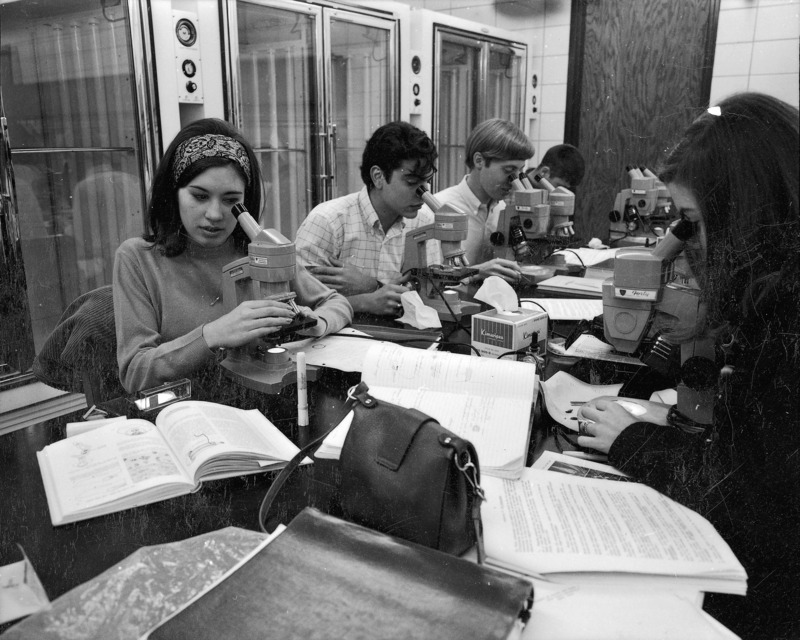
[294,121,437,316]
[433,118,535,285]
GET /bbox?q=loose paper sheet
[0,547,50,625]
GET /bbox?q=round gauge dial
[175,18,197,47]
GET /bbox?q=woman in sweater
[113,118,352,395]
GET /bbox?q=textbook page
[352,343,537,478]
[37,420,194,525]
[154,401,302,481]
[361,342,535,399]
[482,468,747,595]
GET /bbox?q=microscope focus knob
[489,231,506,246]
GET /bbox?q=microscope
[403,186,481,321]
[531,173,576,238]
[609,166,676,246]
[219,203,318,394]
[491,173,577,267]
[601,218,716,425]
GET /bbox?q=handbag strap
[257,381,486,564]
[257,382,368,532]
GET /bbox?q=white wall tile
[716,7,758,43]
[544,0,572,27]
[545,54,570,80]
[751,38,800,74]
[541,83,567,113]
[754,3,800,40]
[543,24,571,55]
[710,75,752,104]
[714,42,754,76]
[449,3,497,26]
[538,112,566,141]
[419,0,452,10]
[719,0,759,9]
[749,73,800,105]
[526,26,545,57]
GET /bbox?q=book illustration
[70,440,91,467]
[122,445,183,484]
[118,422,154,437]
[544,459,632,482]
[186,432,224,462]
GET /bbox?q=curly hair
[144,118,262,257]
[359,121,438,190]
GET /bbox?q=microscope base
[220,354,319,395]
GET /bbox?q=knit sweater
[113,237,352,393]
[608,289,800,639]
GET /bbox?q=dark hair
[538,144,586,188]
[359,121,438,190]
[144,118,262,257]
[464,118,535,170]
[659,92,799,335]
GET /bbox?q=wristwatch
[666,405,706,434]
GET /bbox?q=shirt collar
[358,186,406,235]
[455,174,497,211]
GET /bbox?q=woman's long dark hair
[659,92,799,338]
[144,118,262,257]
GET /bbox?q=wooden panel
[568,0,719,243]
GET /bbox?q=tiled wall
[711,0,799,107]
[400,0,798,158]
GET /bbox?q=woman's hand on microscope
[202,299,295,349]
[575,396,671,453]
[473,258,522,284]
[308,258,376,295]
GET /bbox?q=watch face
[175,18,197,47]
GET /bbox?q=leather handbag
[259,381,485,560]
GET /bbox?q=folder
[144,507,533,640]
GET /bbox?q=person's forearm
[347,291,377,314]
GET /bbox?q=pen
[297,352,308,428]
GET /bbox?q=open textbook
[482,468,747,596]
[316,342,537,478]
[37,401,305,526]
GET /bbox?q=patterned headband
[172,134,252,185]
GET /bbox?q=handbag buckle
[455,450,485,502]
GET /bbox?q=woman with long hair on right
[577,93,799,638]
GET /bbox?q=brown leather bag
[338,382,484,557]
[259,381,485,560]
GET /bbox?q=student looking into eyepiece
[526,143,585,191]
[294,121,438,317]
[431,118,535,285]
[576,92,800,638]
[113,118,352,395]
